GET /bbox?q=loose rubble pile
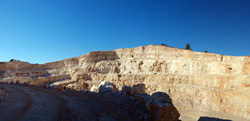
[0,81,180,121]
[98,82,180,121]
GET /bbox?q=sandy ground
[0,84,147,121]
[179,110,250,121]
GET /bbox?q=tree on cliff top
[10,59,15,62]
[185,43,191,50]
[161,43,168,46]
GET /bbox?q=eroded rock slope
[1,45,250,120]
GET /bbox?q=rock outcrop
[121,84,180,121]
[130,83,146,96]
[0,45,250,120]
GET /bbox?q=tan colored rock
[130,83,146,96]
[0,45,250,120]
[145,93,180,121]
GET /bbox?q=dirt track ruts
[0,84,146,121]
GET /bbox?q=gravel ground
[0,84,147,121]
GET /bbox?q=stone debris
[98,81,118,94]
[90,85,98,92]
[120,83,180,121]
[130,83,146,96]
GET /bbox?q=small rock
[81,89,86,92]
[90,85,98,92]
[130,83,146,96]
[98,81,117,94]
[121,86,131,95]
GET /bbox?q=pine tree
[185,43,191,50]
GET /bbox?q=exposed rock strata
[0,45,250,120]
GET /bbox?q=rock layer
[0,45,250,120]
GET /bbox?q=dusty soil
[0,84,147,121]
[179,110,250,121]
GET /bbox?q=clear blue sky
[0,0,250,64]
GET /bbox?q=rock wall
[0,45,250,119]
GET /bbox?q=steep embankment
[0,45,250,120]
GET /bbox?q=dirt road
[0,84,146,121]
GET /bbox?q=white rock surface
[98,81,117,94]
[90,85,98,92]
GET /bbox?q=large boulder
[128,83,180,121]
[151,92,172,105]
[145,92,180,121]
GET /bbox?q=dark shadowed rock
[151,92,172,105]
[121,86,131,95]
[134,93,150,104]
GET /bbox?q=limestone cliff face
[1,45,250,119]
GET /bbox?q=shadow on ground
[198,116,232,121]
